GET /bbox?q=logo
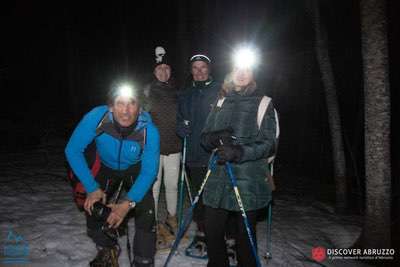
[312,246,327,262]
[1,229,30,264]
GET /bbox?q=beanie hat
[154,46,169,67]
[189,54,211,64]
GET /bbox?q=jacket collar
[192,77,213,88]
[95,110,152,139]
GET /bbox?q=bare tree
[309,0,348,212]
[360,0,391,248]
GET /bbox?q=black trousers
[204,206,258,267]
[186,166,207,232]
[86,164,156,266]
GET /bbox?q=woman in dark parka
[201,57,277,267]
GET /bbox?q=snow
[0,139,372,266]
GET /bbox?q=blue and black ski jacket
[65,105,160,203]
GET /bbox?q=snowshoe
[156,223,174,254]
[164,215,178,235]
[226,238,238,267]
[89,245,120,267]
[185,233,208,259]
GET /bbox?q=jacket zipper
[118,139,123,170]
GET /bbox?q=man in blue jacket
[65,83,160,267]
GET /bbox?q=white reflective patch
[216,98,225,107]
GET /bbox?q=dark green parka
[201,89,277,211]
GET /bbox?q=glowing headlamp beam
[233,47,257,69]
[116,84,134,99]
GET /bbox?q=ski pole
[225,162,262,267]
[163,152,218,267]
[100,180,125,241]
[109,180,124,204]
[265,161,274,260]
[177,135,188,229]
[265,200,272,260]
[127,176,134,267]
[184,169,193,204]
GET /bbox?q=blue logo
[1,229,30,264]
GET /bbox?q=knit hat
[154,46,169,67]
[189,54,211,64]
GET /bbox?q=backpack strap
[142,127,147,147]
[95,111,146,150]
[257,96,280,165]
[96,110,110,137]
[216,97,225,108]
[257,96,272,130]
[257,96,280,138]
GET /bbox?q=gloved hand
[202,127,234,150]
[217,144,244,164]
[177,120,191,138]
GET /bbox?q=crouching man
[65,83,160,267]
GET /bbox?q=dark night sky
[1,0,399,184]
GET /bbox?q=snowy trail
[0,142,370,267]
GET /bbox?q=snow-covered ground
[0,138,379,266]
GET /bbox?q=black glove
[217,144,244,164]
[177,120,191,138]
[202,127,234,150]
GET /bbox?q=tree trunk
[310,0,348,213]
[360,0,391,248]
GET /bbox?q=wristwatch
[127,201,136,210]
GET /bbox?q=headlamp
[108,80,142,106]
[109,82,139,103]
[116,84,135,99]
[233,47,257,69]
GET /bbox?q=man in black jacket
[176,54,220,258]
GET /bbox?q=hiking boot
[89,245,120,267]
[166,216,191,245]
[185,231,207,259]
[226,238,238,267]
[156,223,175,252]
[165,215,178,235]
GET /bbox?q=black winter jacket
[143,80,181,155]
[177,79,220,167]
